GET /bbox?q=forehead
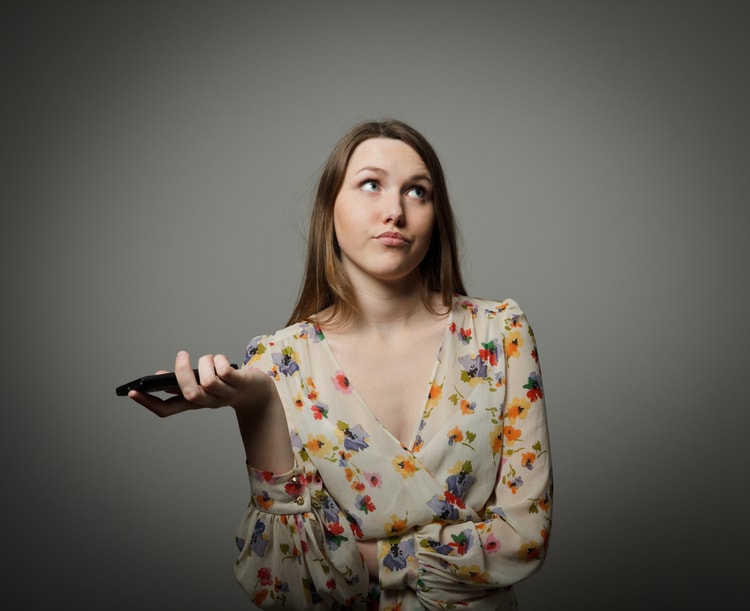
[346,138,429,176]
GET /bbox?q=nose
[383,191,405,226]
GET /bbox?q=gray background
[3,1,748,609]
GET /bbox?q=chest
[323,326,446,448]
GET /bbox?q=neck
[352,288,428,330]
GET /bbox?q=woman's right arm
[129,349,370,608]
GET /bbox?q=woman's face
[333,137,435,290]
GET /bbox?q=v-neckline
[314,301,456,451]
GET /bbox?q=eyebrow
[354,166,432,183]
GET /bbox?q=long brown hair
[286,119,466,327]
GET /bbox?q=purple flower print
[458,354,487,381]
[272,348,299,377]
[316,492,341,523]
[243,336,263,365]
[446,469,477,500]
[383,537,415,572]
[249,519,269,556]
[339,422,370,452]
[427,494,459,521]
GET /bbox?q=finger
[198,353,235,399]
[128,390,193,418]
[174,350,202,402]
[214,354,237,385]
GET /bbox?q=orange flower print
[491,425,504,454]
[504,330,523,359]
[507,314,523,328]
[426,382,443,408]
[518,540,543,562]
[332,370,353,394]
[255,491,274,510]
[392,454,419,478]
[385,514,408,535]
[252,589,269,605]
[306,377,318,401]
[304,434,330,457]
[503,425,522,446]
[538,491,551,513]
[457,565,490,583]
[507,396,531,421]
[521,452,536,470]
[507,475,523,494]
[447,426,464,446]
[459,399,476,415]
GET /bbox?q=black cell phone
[116,364,239,396]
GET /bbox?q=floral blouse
[233,296,552,610]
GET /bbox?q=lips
[376,231,409,246]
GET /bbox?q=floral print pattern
[234,297,552,609]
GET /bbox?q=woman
[129,119,553,609]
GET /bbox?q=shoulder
[453,294,526,322]
[243,320,323,365]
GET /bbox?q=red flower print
[445,490,466,509]
[523,372,543,402]
[258,567,272,586]
[479,340,499,366]
[484,533,501,554]
[257,470,275,483]
[326,578,337,590]
[327,521,345,536]
[332,370,353,394]
[363,471,382,488]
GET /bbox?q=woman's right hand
[128,351,293,472]
[127,351,267,417]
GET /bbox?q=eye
[360,180,379,193]
[406,185,428,200]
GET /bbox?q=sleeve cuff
[246,463,311,514]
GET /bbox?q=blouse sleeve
[377,305,553,607]
[233,335,371,609]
